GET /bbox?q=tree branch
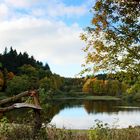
[0,91,29,106]
[0,105,15,112]
[111,25,140,42]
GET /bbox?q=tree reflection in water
[1,99,140,127]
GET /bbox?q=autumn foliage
[83,78,127,96]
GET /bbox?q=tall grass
[1,117,140,140]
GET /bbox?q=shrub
[126,76,140,101]
[6,75,30,95]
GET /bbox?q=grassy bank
[1,120,140,140]
[50,92,121,101]
[0,91,121,101]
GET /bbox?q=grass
[83,95,121,101]
[1,120,140,140]
[50,92,121,101]
[0,92,7,100]
[0,91,121,102]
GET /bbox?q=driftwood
[14,103,42,109]
[0,91,29,106]
[0,105,15,112]
[0,103,42,112]
[0,89,40,106]
[0,90,41,111]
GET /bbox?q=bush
[6,75,30,95]
[88,120,110,140]
[0,117,87,140]
[1,118,140,140]
[126,76,140,101]
[39,75,63,92]
[88,120,140,140]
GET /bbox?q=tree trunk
[0,105,15,112]
[33,109,42,139]
[0,91,32,106]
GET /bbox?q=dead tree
[0,90,42,138]
[0,91,30,106]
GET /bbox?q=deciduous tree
[81,0,140,78]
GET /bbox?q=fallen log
[0,103,42,112]
[0,91,29,106]
[0,105,15,112]
[0,90,41,110]
[0,90,39,106]
[14,103,42,110]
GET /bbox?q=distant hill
[0,47,50,73]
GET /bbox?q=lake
[1,99,140,129]
[49,100,140,129]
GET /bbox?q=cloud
[0,17,85,76]
[0,0,92,76]
[45,2,87,18]
[0,3,9,20]
[4,0,33,7]
[51,108,140,129]
[1,0,89,19]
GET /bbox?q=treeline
[61,77,84,92]
[0,47,64,96]
[82,72,140,99]
[0,47,50,73]
[1,47,139,99]
[83,78,127,96]
[0,48,84,96]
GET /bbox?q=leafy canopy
[81,0,140,77]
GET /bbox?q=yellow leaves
[80,33,87,41]
[82,79,89,92]
[82,78,127,95]
[82,45,90,52]
[92,18,98,25]
[92,15,107,30]
[83,78,105,94]
[94,40,105,52]
[0,78,4,90]
[95,1,102,11]
[7,72,15,80]
[82,78,97,92]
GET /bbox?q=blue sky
[0,0,94,77]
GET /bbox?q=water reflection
[1,99,140,129]
[83,100,120,114]
[50,100,140,129]
[51,110,140,129]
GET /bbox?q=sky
[51,107,140,129]
[0,0,94,77]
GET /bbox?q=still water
[2,99,140,129]
[49,100,140,129]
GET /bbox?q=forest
[0,47,84,97]
[0,47,139,101]
[0,0,140,139]
[0,47,139,140]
